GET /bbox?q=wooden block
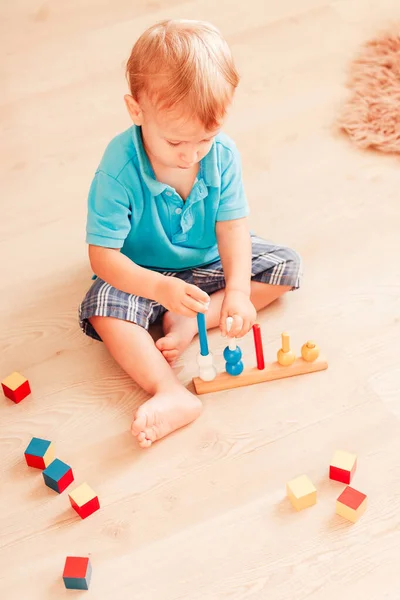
[286,474,317,511]
[329,449,357,484]
[63,556,92,590]
[2,372,31,403]
[69,482,100,519]
[193,357,328,394]
[43,459,74,493]
[24,437,55,469]
[336,486,367,523]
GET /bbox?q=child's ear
[124,94,143,125]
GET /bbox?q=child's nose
[180,148,198,164]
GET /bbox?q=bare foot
[155,311,197,364]
[131,386,202,448]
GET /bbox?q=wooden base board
[192,357,328,395]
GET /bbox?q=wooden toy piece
[329,450,357,484]
[301,341,320,362]
[223,317,244,376]
[24,437,55,469]
[193,356,328,394]
[286,474,317,511]
[336,486,367,523]
[63,556,92,590]
[252,324,265,370]
[2,371,31,403]
[69,482,100,519]
[196,312,217,382]
[277,332,296,366]
[43,458,74,493]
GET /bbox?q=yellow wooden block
[69,482,96,507]
[2,371,27,390]
[43,443,55,467]
[336,486,367,523]
[331,450,357,472]
[286,475,317,511]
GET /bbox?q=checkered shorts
[78,235,302,341]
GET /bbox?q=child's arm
[89,245,209,317]
[216,217,256,337]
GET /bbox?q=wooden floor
[1,1,400,598]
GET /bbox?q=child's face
[125,94,221,170]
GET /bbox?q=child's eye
[167,141,181,146]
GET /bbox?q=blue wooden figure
[224,317,244,376]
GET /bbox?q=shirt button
[175,207,182,215]
[165,191,172,196]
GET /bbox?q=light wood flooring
[1,1,400,598]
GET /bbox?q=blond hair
[126,19,239,130]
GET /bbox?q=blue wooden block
[63,557,92,590]
[42,458,74,493]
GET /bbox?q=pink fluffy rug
[338,29,400,153]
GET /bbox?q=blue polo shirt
[86,125,249,271]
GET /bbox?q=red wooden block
[24,437,55,469]
[63,556,92,590]
[329,450,357,484]
[58,469,75,493]
[63,557,90,579]
[69,483,100,520]
[73,496,100,519]
[2,372,31,403]
[337,486,367,511]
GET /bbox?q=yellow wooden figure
[301,341,320,362]
[277,332,296,366]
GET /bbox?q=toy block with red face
[24,437,55,469]
[42,459,74,493]
[63,556,92,590]
[69,483,100,519]
[329,450,357,484]
[336,486,367,523]
[2,372,31,403]
[286,474,317,511]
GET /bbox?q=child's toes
[139,438,152,449]
[131,413,147,436]
[156,333,177,352]
[162,349,178,363]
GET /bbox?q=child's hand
[220,290,256,338]
[157,276,210,317]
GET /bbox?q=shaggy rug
[338,29,400,153]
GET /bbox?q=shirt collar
[131,125,219,194]
[131,125,168,196]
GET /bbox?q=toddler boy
[79,19,302,448]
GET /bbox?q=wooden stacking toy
[193,322,327,394]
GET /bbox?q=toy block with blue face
[329,450,357,484]
[69,482,100,519]
[63,556,92,590]
[336,486,367,523]
[42,459,74,493]
[286,474,317,511]
[2,371,31,403]
[24,437,55,469]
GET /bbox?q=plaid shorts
[78,235,302,341]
